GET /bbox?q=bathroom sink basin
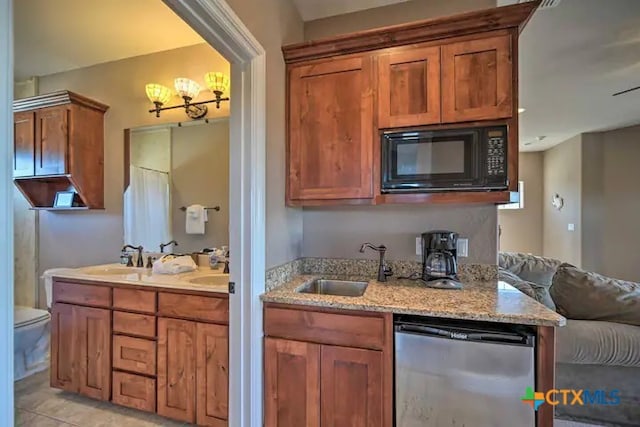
[84,267,148,276]
[189,275,228,286]
[297,279,368,297]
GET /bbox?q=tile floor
[15,370,186,426]
[16,370,606,427]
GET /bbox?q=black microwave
[381,125,509,193]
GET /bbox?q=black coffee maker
[421,230,462,289]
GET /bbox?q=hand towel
[186,204,207,234]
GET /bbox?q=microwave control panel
[486,130,506,177]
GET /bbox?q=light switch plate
[568,223,575,231]
[457,238,469,257]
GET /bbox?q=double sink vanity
[48,264,230,426]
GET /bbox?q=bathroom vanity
[48,266,229,426]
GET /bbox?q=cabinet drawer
[112,371,156,413]
[113,311,155,338]
[53,281,110,308]
[113,288,156,313]
[113,335,156,376]
[264,305,386,350]
[158,292,228,324]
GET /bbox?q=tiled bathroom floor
[15,370,187,426]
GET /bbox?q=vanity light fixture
[146,73,230,120]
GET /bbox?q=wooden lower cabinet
[264,304,392,427]
[50,279,229,426]
[51,303,110,401]
[264,338,321,427]
[321,346,383,427]
[157,317,229,426]
[157,318,197,423]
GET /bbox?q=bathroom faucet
[122,244,144,268]
[359,243,393,282]
[159,240,179,253]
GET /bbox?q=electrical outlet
[457,238,469,257]
[416,237,422,256]
[568,223,575,232]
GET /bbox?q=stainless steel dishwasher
[395,316,536,427]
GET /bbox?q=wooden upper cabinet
[264,338,321,427]
[13,111,35,177]
[35,106,69,175]
[320,346,384,427]
[288,55,374,202]
[441,34,513,122]
[12,91,108,209]
[378,45,441,128]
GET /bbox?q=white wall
[499,152,543,255]
[582,126,640,281]
[542,134,582,265]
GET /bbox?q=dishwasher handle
[396,324,529,344]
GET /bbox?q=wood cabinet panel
[157,317,196,423]
[35,106,69,175]
[288,55,374,201]
[76,305,111,401]
[113,288,156,314]
[53,281,110,307]
[264,338,320,427]
[50,303,78,392]
[441,34,512,122]
[196,323,229,426]
[320,345,383,427]
[14,112,35,177]
[113,335,156,376]
[378,46,441,128]
[264,305,385,350]
[158,292,228,324]
[113,311,156,338]
[51,303,110,400]
[112,371,156,413]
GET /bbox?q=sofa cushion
[498,268,556,311]
[498,252,562,287]
[551,264,640,327]
[557,319,640,367]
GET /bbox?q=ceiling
[518,0,640,151]
[292,0,408,21]
[14,0,205,80]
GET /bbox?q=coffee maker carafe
[422,230,462,289]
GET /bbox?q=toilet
[14,305,51,381]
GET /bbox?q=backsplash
[266,257,498,291]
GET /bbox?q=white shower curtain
[124,166,171,251]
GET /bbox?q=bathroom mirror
[123,119,229,254]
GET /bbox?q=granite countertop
[48,263,229,294]
[261,274,566,327]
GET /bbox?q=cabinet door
[76,305,111,401]
[50,303,78,392]
[35,106,69,175]
[378,46,441,128]
[321,346,383,427]
[441,34,512,122]
[264,338,320,427]
[196,323,229,426]
[288,56,374,201]
[157,318,196,423]
[13,111,35,177]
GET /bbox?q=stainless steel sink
[297,279,368,297]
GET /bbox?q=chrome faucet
[159,240,179,253]
[122,244,144,268]
[359,243,393,282]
